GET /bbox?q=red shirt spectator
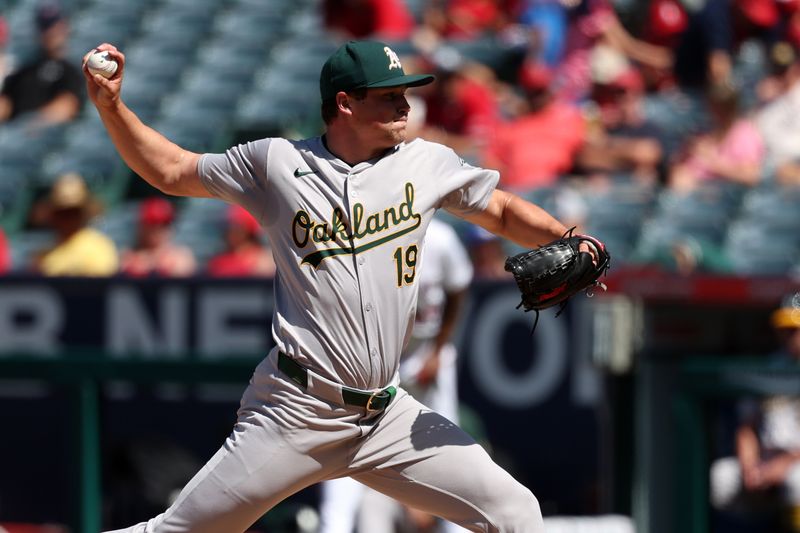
[422,0,517,39]
[426,72,499,138]
[207,205,275,278]
[0,228,9,273]
[120,197,197,277]
[422,61,501,158]
[324,0,415,40]
[483,63,586,190]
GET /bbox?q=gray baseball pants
[104,351,543,533]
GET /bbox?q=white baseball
[86,50,118,78]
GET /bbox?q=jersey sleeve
[436,145,499,216]
[197,138,271,220]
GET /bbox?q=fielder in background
[710,295,800,532]
[319,216,473,533]
[84,38,601,533]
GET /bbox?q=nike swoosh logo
[294,168,316,177]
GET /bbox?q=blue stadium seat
[641,89,710,158]
[737,186,800,239]
[172,198,228,264]
[179,68,247,109]
[141,7,216,38]
[39,150,126,196]
[9,230,53,273]
[93,201,140,251]
[62,117,115,153]
[724,222,799,275]
[67,11,140,62]
[195,43,265,83]
[212,10,287,47]
[0,164,34,233]
[583,182,656,229]
[649,183,744,244]
[0,122,66,177]
[119,70,180,121]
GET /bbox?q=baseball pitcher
[84,39,603,533]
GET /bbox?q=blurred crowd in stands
[1,0,800,279]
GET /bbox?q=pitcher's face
[350,87,411,148]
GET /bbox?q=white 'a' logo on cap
[384,47,402,70]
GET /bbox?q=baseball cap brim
[367,73,435,90]
[772,308,800,329]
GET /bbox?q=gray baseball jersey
[199,136,497,390]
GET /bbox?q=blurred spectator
[0,15,11,88]
[524,0,672,103]
[668,83,764,193]
[464,225,510,280]
[518,0,569,68]
[575,50,664,183]
[710,295,800,531]
[420,0,517,41]
[754,41,798,104]
[120,197,196,277]
[206,205,275,278]
[418,48,502,161]
[483,61,585,191]
[323,0,415,40]
[672,0,791,90]
[641,0,689,50]
[0,227,9,274]
[756,42,800,185]
[31,173,118,276]
[0,2,82,127]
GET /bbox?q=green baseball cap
[320,40,435,101]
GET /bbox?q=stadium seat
[39,150,123,188]
[93,201,141,251]
[583,182,655,228]
[179,68,247,109]
[67,11,140,62]
[235,92,314,134]
[195,44,265,83]
[737,186,800,239]
[0,164,34,234]
[141,7,217,38]
[724,222,799,275]
[649,184,743,244]
[172,199,229,264]
[212,10,288,48]
[119,70,180,121]
[8,230,53,273]
[641,89,710,158]
[62,118,115,152]
[0,122,66,177]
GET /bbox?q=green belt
[277,351,396,412]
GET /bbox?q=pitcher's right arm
[83,44,211,198]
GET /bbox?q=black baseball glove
[505,229,611,325]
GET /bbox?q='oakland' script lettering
[292,183,422,268]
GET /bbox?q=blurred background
[1,0,800,531]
